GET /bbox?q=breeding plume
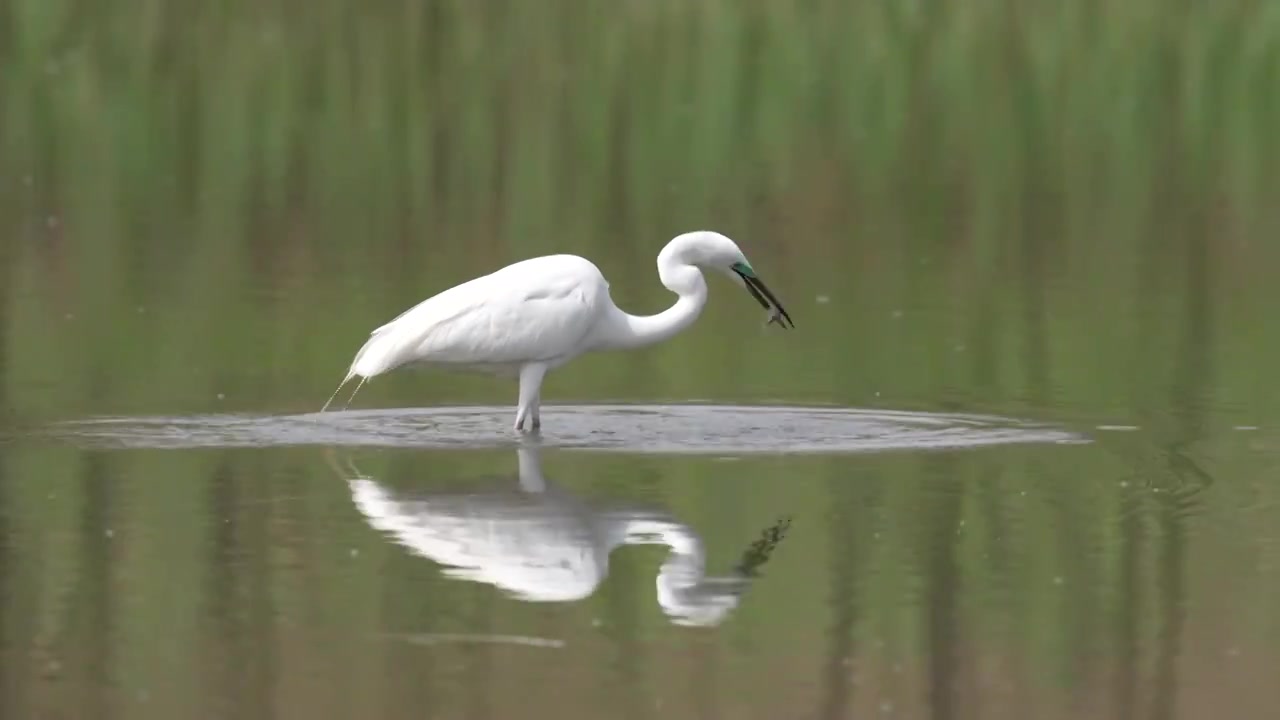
[322,230,794,431]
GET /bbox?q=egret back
[347,254,610,378]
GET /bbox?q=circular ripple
[40,404,1089,454]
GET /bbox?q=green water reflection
[2,436,1275,719]
[3,0,1280,718]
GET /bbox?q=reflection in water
[78,455,114,718]
[338,445,787,627]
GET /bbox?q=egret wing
[349,255,608,377]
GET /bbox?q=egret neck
[595,247,709,350]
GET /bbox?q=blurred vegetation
[2,0,1280,718]
[0,0,1277,422]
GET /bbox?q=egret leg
[514,364,547,433]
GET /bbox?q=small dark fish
[764,307,786,328]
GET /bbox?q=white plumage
[350,255,607,376]
[323,231,793,431]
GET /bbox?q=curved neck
[596,250,708,351]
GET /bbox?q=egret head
[668,231,794,329]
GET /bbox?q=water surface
[43,404,1086,453]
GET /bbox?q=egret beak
[732,266,794,329]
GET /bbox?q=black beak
[733,268,794,329]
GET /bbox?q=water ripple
[40,404,1089,454]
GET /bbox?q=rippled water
[42,404,1089,453]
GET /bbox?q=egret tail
[322,332,386,412]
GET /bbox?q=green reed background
[2,1,1280,717]
[2,0,1279,421]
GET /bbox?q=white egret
[321,231,793,431]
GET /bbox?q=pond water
[4,2,1280,719]
[43,405,1086,453]
[4,400,1277,719]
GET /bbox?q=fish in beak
[731,263,794,329]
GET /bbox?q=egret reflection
[339,445,788,627]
